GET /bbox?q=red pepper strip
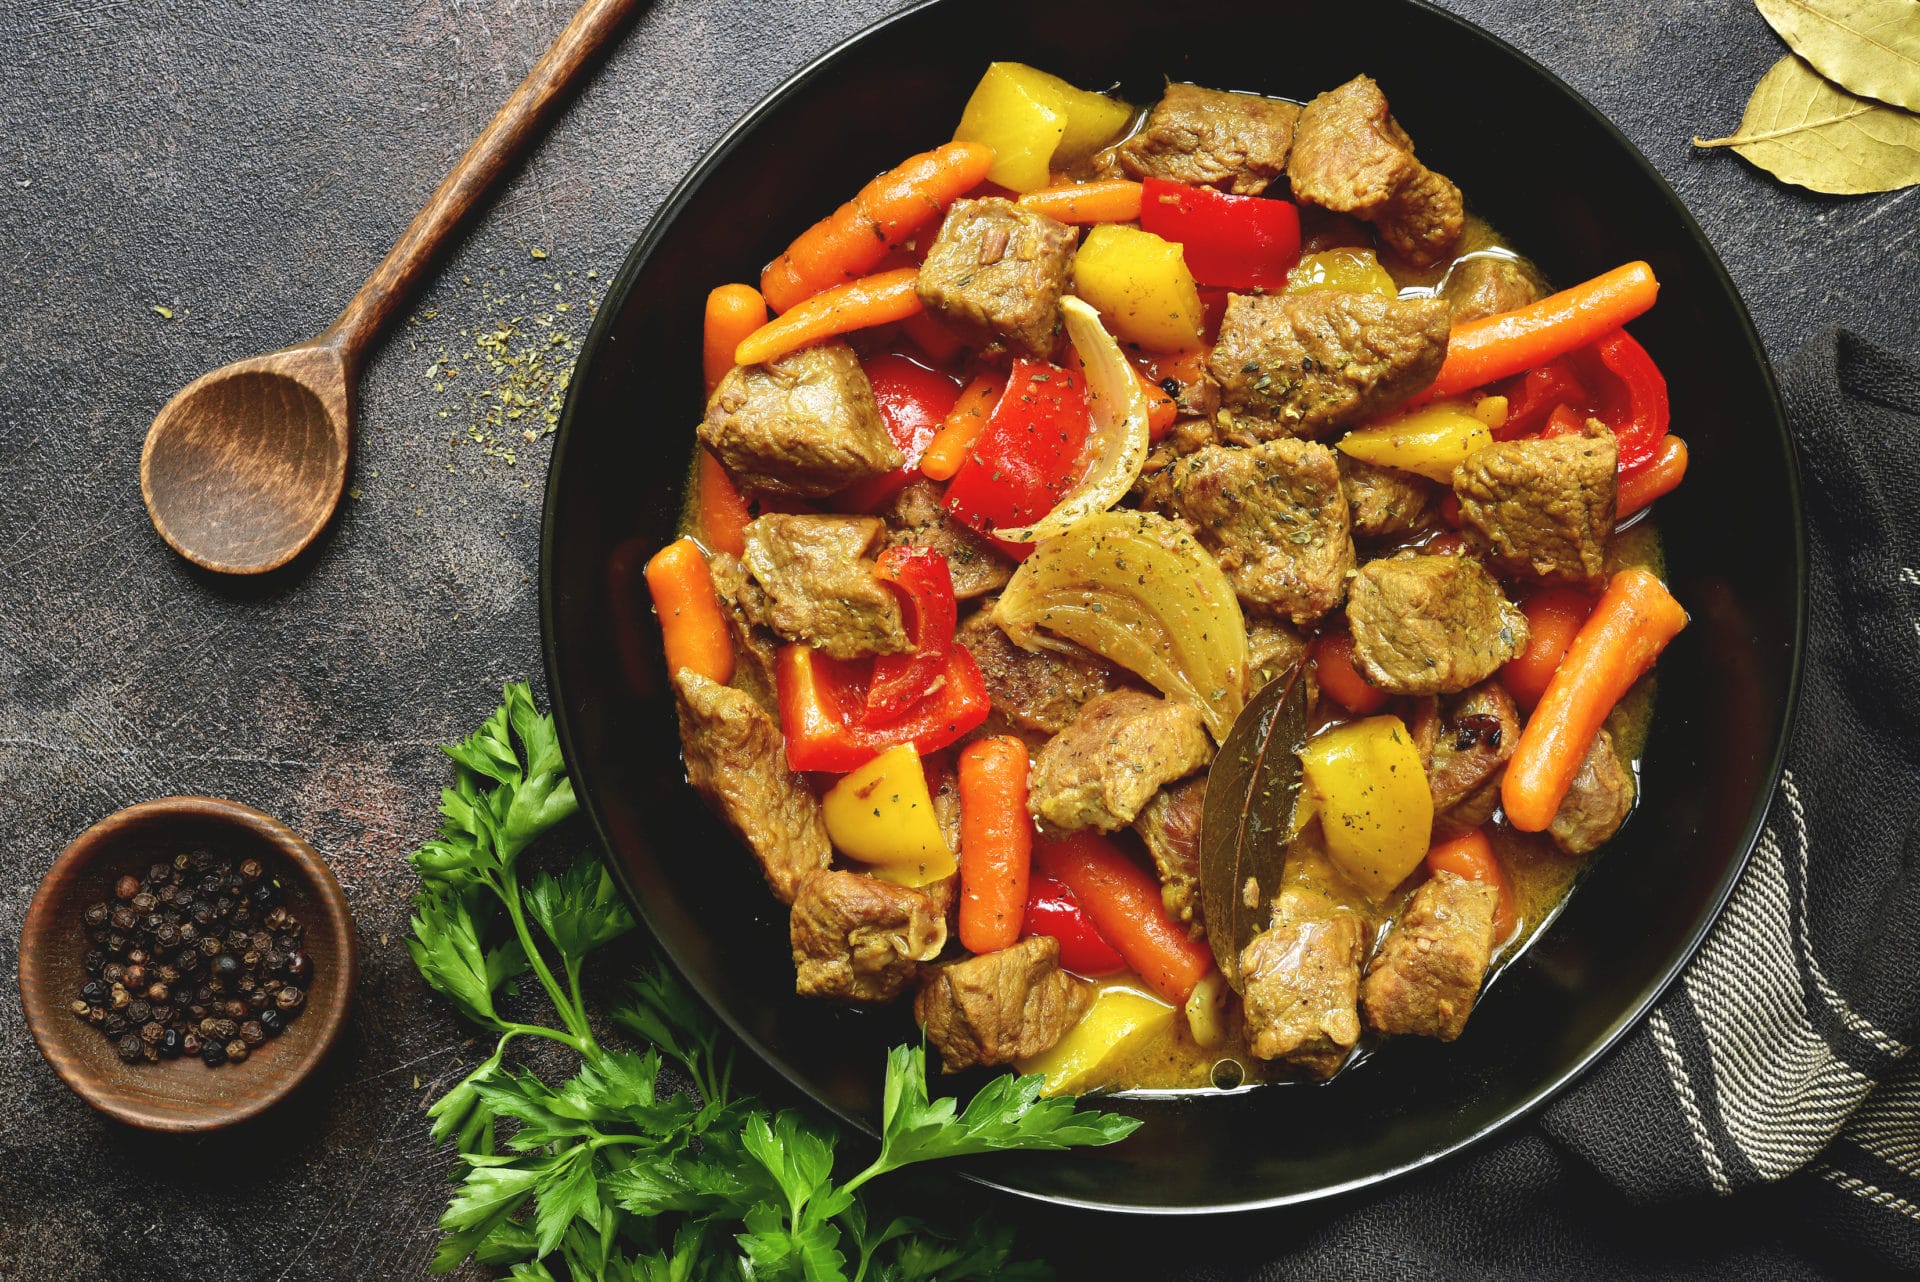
[943,357,1091,561]
[1496,357,1588,440]
[776,643,989,773]
[1542,402,1588,438]
[835,351,963,512]
[1137,177,1302,291]
[864,546,957,724]
[1021,873,1127,976]
[1574,329,1669,472]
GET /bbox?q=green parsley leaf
[524,855,635,958]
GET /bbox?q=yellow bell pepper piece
[1071,225,1205,352]
[1298,716,1433,902]
[1286,248,1398,299]
[1336,401,1494,484]
[1016,982,1175,1095]
[821,744,955,887]
[1469,394,1509,430]
[955,63,1132,192]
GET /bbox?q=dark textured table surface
[1,2,1914,1278]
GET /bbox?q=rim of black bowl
[542,0,1807,1214]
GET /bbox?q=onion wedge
[993,296,1149,544]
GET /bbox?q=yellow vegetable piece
[1470,394,1509,430]
[993,510,1249,740]
[1286,248,1398,299]
[1071,224,1206,352]
[1017,982,1175,1095]
[1336,401,1494,484]
[821,744,955,887]
[994,62,1133,161]
[1298,716,1433,902]
[955,65,1064,193]
[1183,970,1231,1051]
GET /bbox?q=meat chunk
[1028,689,1213,833]
[1409,680,1521,834]
[672,671,830,903]
[1338,454,1439,540]
[916,198,1076,359]
[700,340,902,498]
[1207,291,1450,439]
[1100,82,1298,195]
[1346,554,1528,695]
[915,935,1094,1072]
[1134,775,1206,937]
[1549,728,1636,855]
[704,552,781,709]
[1247,619,1309,691]
[1440,254,1542,323]
[1159,439,1356,626]
[740,514,908,659]
[1287,75,1464,267]
[956,609,1129,736]
[1454,420,1618,586]
[878,480,1012,601]
[1361,870,1499,1040]
[1239,888,1365,1078]
[791,870,948,1004]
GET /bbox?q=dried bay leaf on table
[1198,661,1307,989]
[1695,55,1920,194]
[1754,0,1920,113]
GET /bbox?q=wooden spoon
[141,0,640,575]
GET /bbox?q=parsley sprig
[407,684,1139,1280]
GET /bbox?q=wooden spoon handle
[323,0,640,362]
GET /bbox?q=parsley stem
[496,866,593,1045]
[498,1020,590,1053]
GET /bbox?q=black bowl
[542,0,1803,1211]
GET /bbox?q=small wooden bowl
[17,797,359,1132]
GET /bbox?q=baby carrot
[703,283,768,393]
[1035,832,1214,1005]
[733,268,924,367]
[1504,568,1687,831]
[957,737,1034,954]
[918,372,1005,481]
[644,537,734,686]
[1618,436,1689,517]
[1134,364,1177,440]
[1500,588,1597,711]
[1428,261,1660,399]
[760,141,993,313]
[694,450,751,558]
[1016,178,1144,225]
[1426,829,1514,943]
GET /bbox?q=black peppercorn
[176,921,197,946]
[130,892,157,914]
[285,952,312,984]
[140,1020,165,1044]
[224,1039,248,1064]
[122,965,147,990]
[147,982,170,1003]
[187,1004,207,1020]
[239,1020,266,1047]
[100,963,125,985]
[197,936,222,958]
[264,907,289,931]
[117,1033,145,1062]
[201,1041,226,1067]
[82,950,105,975]
[259,1008,284,1036]
[238,858,263,882]
[194,984,214,1005]
[110,906,137,931]
[151,1004,174,1026]
[221,1000,248,1021]
[124,946,148,967]
[157,963,179,983]
[70,999,91,1019]
[180,1031,201,1055]
[110,987,130,1011]
[126,999,151,1024]
[86,1006,106,1026]
[84,902,110,928]
[275,986,304,1012]
[146,862,170,884]
[102,1013,128,1037]
[211,953,240,981]
[249,884,277,911]
[172,853,191,873]
[104,932,128,954]
[159,1027,183,1058]
[114,875,140,901]
[80,980,107,1004]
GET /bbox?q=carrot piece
[919,372,1006,481]
[760,141,994,313]
[1503,568,1687,831]
[694,450,751,559]
[733,268,924,368]
[957,737,1034,954]
[1618,435,1689,517]
[1135,364,1177,440]
[1309,632,1388,715]
[1426,829,1514,942]
[1501,588,1596,712]
[644,537,734,685]
[1035,832,1214,1004]
[702,283,768,394]
[1016,178,1144,225]
[1428,261,1660,400]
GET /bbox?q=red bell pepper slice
[1137,177,1302,291]
[775,643,989,773]
[836,352,963,512]
[1576,329,1669,473]
[1021,873,1126,976]
[1496,356,1588,440]
[864,546,957,724]
[943,357,1091,559]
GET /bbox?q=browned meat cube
[673,671,830,903]
[878,480,1012,602]
[705,551,781,709]
[1159,439,1356,626]
[916,198,1076,359]
[1207,291,1450,438]
[740,514,909,659]
[1346,554,1528,695]
[700,340,902,498]
[1028,689,1213,833]
[1239,888,1365,1078]
[1247,619,1310,692]
[1361,870,1499,1040]
[915,934,1094,1072]
[790,870,948,1003]
[1100,82,1298,195]
[1287,75,1464,267]
[1133,775,1206,937]
[1440,254,1543,323]
[1408,680,1521,835]
[1338,454,1439,540]
[956,608,1129,736]
[1549,728,1636,855]
[1454,421,1618,586]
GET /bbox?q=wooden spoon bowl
[17,798,359,1132]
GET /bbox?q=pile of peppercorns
[70,850,313,1068]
